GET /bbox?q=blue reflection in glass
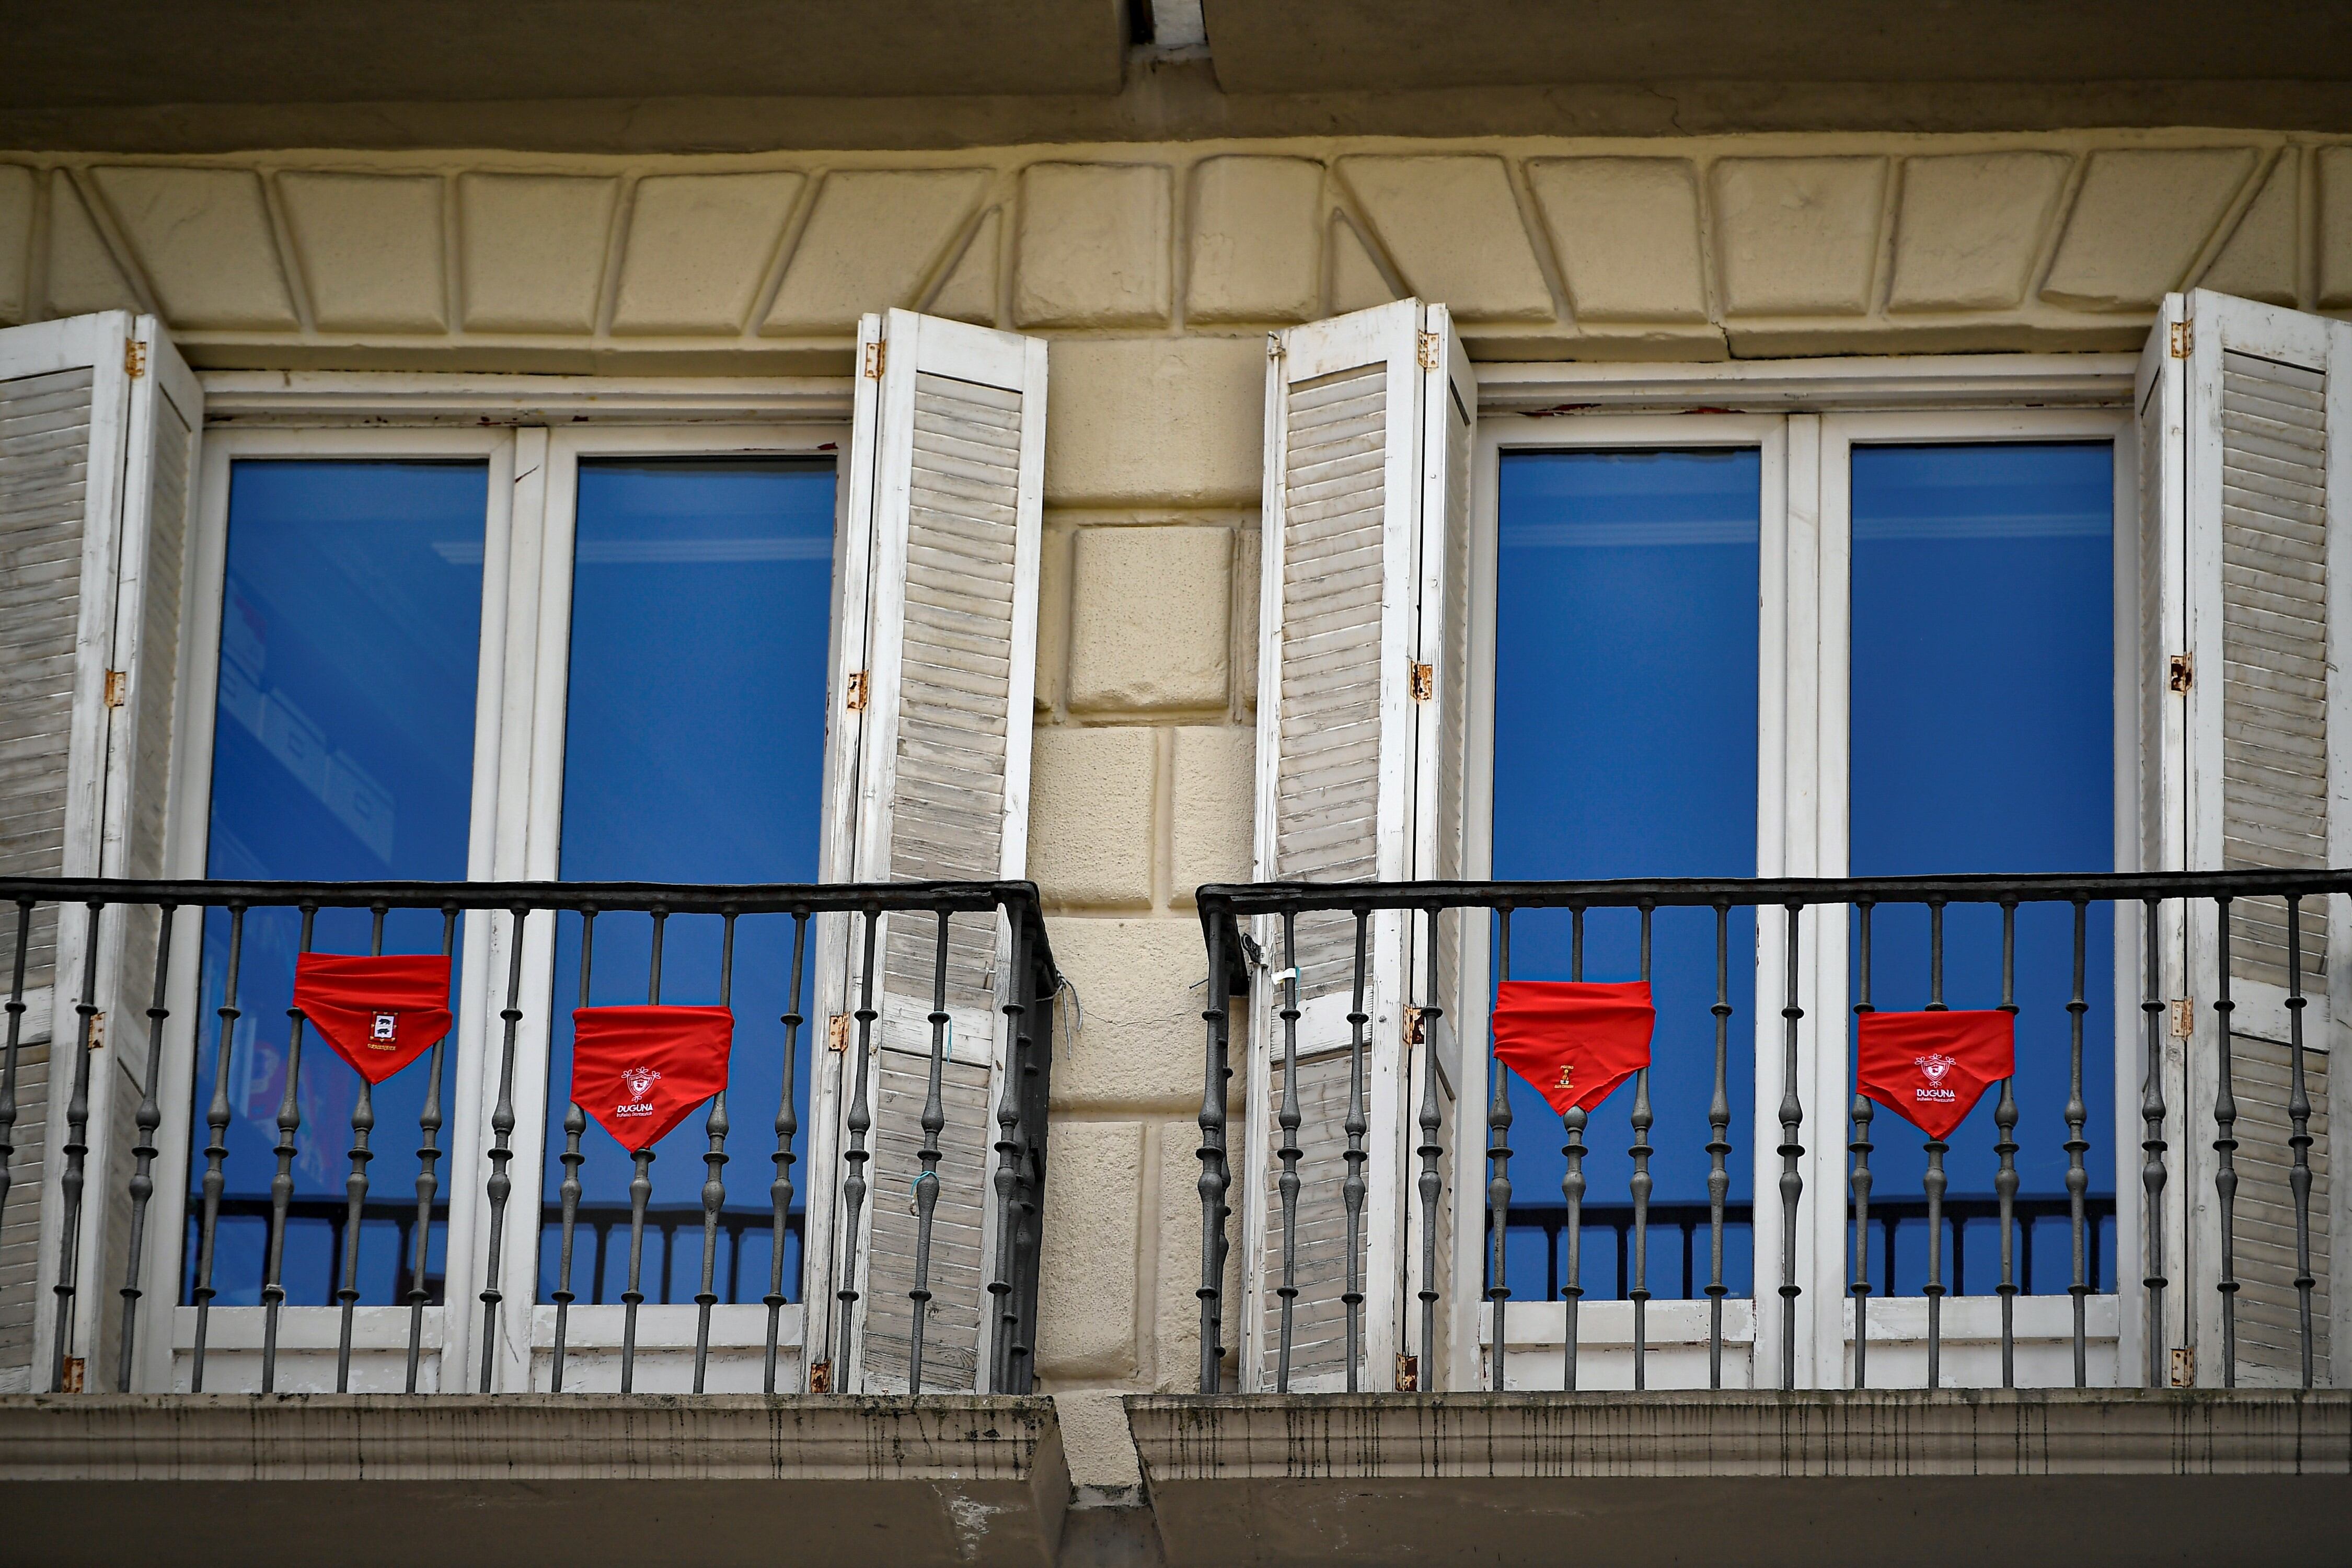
[536,459,833,1307]
[1491,449,1761,1306]
[185,460,488,1306]
[1849,442,2115,1299]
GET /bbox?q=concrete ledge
[0,1394,1066,1567]
[1127,1391,2352,1567]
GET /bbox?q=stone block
[1186,156,1323,325]
[1068,525,1232,713]
[457,173,618,333]
[44,174,137,317]
[89,165,298,330]
[1034,1119,1142,1380]
[1886,152,2069,312]
[1338,155,1554,322]
[610,171,802,336]
[2041,147,2258,312]
[928,206,1001,325]
[2199,150,2298,307]
[1328,213,1398,315]
[1044,336,1263,506]
[765,168,986,334]
[1170,726,1253,902]
[1711,156,1886,316]
[2316,147,2352,309]
[1028,727,1156,907]
[1046,918,1216,1110]
[1233,525,1261,710]
[1153,1117,1240,1391]
[278,171,448,333]
[1527,158,1708,324]
[1014,162,1171,328]
[0,166,31,325]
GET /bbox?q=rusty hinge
[2169,1345,2196,1387]
[2167,652,2193,693]
[827,1013,851,1052]
[1403,1005,1425,1045]
[1408,661,1434,702]
[845,670,870,711]
[1415,330,1440,370]
[123,340,146,379]
[102,670,127,708]
[2170,321,2194,359]
[2170,997,2196,1039]
[59,1357,85,1393]
[862,340,886,379]
[809,1359,833,1393]
[87,1011,105,1051]
[1394,1353,1419,1392]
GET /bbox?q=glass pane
[186,459,489,1307]
[537,459,833,1308]
[1848,441,2115,1298]
[1490,449,1761,1305]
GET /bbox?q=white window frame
[144,391,850,1394]
[1467,358,2141,1391]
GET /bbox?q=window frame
[1466,377,2139,1390]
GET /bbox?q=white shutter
[806,309,1046,1394]
[2142,289,2352,1386]
[0,312,200,1391]
[1242,299,1475,1391]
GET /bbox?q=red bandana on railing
[569,1005,734,1152]
[1855,1009,2014,1139]
[292,953,455,1084]
[1492,981,1655,1116]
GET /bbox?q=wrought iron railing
[0,876,1055,1398]
[1196,870,2343,1394]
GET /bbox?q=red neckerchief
[569,1005,734,1151]
[292,953,454,1084]
[1492,980,1655,1115]
[1855,1009,2014,1139]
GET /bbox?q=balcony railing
[1195,869,2343,1396]
[0,875,1055,1398]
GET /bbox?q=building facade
[3,5,2351,1563]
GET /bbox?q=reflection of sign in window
[216,657,397,862]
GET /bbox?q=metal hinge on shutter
[1403,1005,1425,1045]
[102,670,128,707]
[1409,662,1434,702]
[2170,321,2193,359]
[809,1359,833,1392]
[863,341,886,379]
[2171,998,2195,1039]
[1394,1352,1419,1391]
[123,340,146,378]
[1415,331,1440,370]
[845,671,870,711]
[828,1013,851,1052]
[2169,652,2193,693]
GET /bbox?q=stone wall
[6,124,2349,1408]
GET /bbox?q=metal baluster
[1275,913,1302,1392]
[190,904,245,1391]
[1629,903,1653,1390]
[620,908,666,1393]
[1922,899,1947,1391]
[2066,899,2090,1389]
[552,910,595,1392]
[476,906,532,1392]
[114,905,176,1391]
[48,905,105,1392]
[836,907,880,1388]
[1196,908,1231,1393]
[988,912,1031,1394]
[406,905,458,1392]
[1562,905,1586,1392]
[0,903,30,1282]
[2140,898,2169,1388]
[259,903,317,1393]
[1487,908,1513,1392]
[1994,901,2021,1389]
[1416,906,1446,1391]
[1010,942,1050,1392]
[693,912,737,1393]
[767,909,808,1393]
[333,906,387,1391]
[1778,902,1805,1392]
[1850,901,1875,1389]
[2286,894,2316,1390]
[1342,910,1370,1393]
[1707,900,1733,1390]
[907,909,952,1394]
[2213,896,2239,1387]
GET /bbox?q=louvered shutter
[1242,299,1475,1391]
[2142,289,2352,1386]
[806,309,1046,1394]
[0,313,200,1391]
